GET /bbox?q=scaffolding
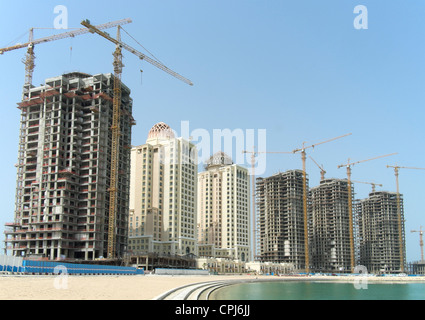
[256,170,307,271]
[4,72,133,260]
[309,178,354,273]
[356,191,406,274]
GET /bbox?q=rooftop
[147,122,175,141]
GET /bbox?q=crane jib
[0,19,132,54]
[81,20,193,86]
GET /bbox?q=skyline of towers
[3,77,409,271]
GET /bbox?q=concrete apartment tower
[4,72,133,260]
[356,191,406,274]
[129,122,198,256]
[197,152,251,262]
[309,178,353,273]
[256,170,307,270]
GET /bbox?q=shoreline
[1,274,425,300]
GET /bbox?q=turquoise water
[210,281,425,300]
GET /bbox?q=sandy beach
[1,274,424,300]
[0,274,253,300]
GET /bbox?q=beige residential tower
[197,152,251,262]
[128,122,198,256]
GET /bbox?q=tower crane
[242,148,293,261]
[411,226,424,262]
[80,20,193,259]
[292,133,352,273]
[351,180,383,193]
[337,153,397,272]
[309,156,326,180]
[387,165,425,272]
[81,20,193,86]
[308,157,383,192]
[0,18,132,91]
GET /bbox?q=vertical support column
[251,149,256,261]
[301,150,309,273]
[394,168,405,273]
[23,28,35,95]
[346,166,355,273]
[108,27,123,259]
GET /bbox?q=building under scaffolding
[4,72,134,260]
[408,261,425,275]
[309,178,353,273]
[256,170,307,270]
[356,191,406,274]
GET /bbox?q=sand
[0,274,256,300]
[1,274,424,300]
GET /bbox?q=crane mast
[23,29,35,86]
[387,165,425,272]
[106,26,124,259]
[411,227,424,262]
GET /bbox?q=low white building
[196,257,246,274]
[245,261,295,275]
[196,257,295,274]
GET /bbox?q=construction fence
[0,255,144,275]
[0,255,23,273]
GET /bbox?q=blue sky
[0,1,424,263]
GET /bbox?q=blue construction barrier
[0,255,143,275]
[21,260,144,275]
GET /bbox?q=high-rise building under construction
[356,191,406,274]
[256,170,307,270]
[4,72,133,260]
[309,178,353,273]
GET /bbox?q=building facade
[197,152,250,262]
[128,122,198,256]
[4,72,133,260]
[356,191,406,274]
[309,178,353,273]
[256,170,307,270]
